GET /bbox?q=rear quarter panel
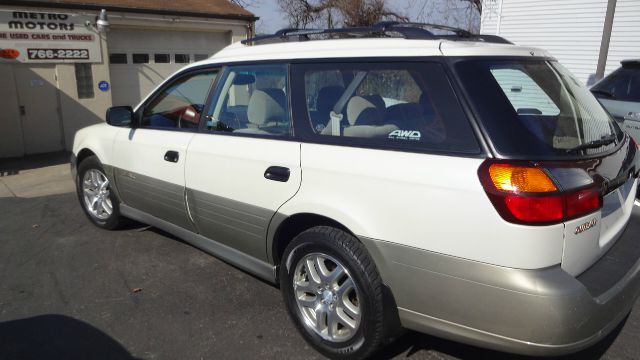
[280,143,565,269]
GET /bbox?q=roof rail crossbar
[241,22,510,45]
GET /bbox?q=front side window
[296,62,480,153]
[456,59,622,158]
[205,64,290,137]
[141,70,218,129]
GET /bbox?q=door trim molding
[121,204,278,284]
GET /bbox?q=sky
[245,0,480,34]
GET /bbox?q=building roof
[5,0,257,21]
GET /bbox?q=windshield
[455,59,623,159]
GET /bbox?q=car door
[185,63,301,261]
[112,68,219,231]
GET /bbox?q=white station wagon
[72,23,640,359]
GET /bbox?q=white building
[480,0,640,85]
[0,0,255,158]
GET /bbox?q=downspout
[595,0,617,81]
[496,0,504,35]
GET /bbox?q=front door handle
[164,150,179,163]
[264,166,290,182]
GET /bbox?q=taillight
[478,161,602,225]
[631,136,640,149]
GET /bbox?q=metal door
[14,65,64,154]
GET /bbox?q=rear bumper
[360,207,640,356]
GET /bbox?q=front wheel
[76,155,124,230]
[280,226,387,359]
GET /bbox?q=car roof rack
[242,21,512,45]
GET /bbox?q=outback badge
[574,218,597,235]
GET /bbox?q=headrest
[233,73,255,85]
[346,96,378,126]
[362,94,385,112]
[317,86,345,113]
[419,92,437,124]
[247,89,286,126]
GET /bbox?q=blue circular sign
[98,80,110,92]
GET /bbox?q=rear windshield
[455,59,623,159]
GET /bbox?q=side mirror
[106,106,133,127]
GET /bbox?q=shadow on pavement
[374,314,627,360]
[0,151,71,177]
[0,314,138,360]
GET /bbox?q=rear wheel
[280,226,386,359]
[76,156,124,230]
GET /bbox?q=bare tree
[460,0,483,14]
[228,0,260,7]
[277,0,408,29]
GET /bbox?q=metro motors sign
[0,10,102,63]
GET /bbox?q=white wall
[481,0,608,85]
[605,0,640,75]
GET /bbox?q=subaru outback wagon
[72,23,640,359]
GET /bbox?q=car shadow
[0,151,71,177]
[373,315,627,360]
[0,314,138,360]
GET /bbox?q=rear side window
[592,67,640,102]
[293,62,480,154]
[204,64,290,137]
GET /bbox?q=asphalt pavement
[0,156,639,360]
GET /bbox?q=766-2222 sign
[27,48,89,60]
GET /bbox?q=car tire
[76,155,124,230]
[280,226,386,360]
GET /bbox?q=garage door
[108,29,229,107]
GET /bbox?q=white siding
[481,0,607,85]
[605,0,640,75]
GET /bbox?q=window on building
[194,54,209,62]
[175,54,190,63]
[132,53,150,64]
[109,53,127,64]
[75,63,94,99]
[154,53,170,64]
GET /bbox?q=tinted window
[194,54,209,62]
[141,71,218,129]
[175,54,190,63]
[456,59,622,158]
[295,62,480,153]
[592,67,640,102]
[132,53,149,64]
[74,63,94,99]
[205,64,290,137]
[109,53,127,64]
[154,53,170,63]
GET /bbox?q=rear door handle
[264,166,290,182]
[164,150,179,163]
